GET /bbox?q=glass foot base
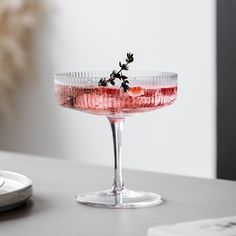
[76,189,163,209]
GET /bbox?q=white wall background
[0,0,216,178]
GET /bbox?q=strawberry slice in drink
[128,86,144,97]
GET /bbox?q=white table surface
[0,151,236,236]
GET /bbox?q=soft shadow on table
[0,196,49,222]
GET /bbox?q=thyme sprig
[98,53,134,92]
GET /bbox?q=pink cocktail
[55,85,177,116]
[54,71,177,208]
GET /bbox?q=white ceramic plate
[0,170,33,212]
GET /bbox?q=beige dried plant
[0,0,44,118]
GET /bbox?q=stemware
[54,71,177,208]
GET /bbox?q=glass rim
[54,71,178,80]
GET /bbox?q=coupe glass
[54,71,177,208]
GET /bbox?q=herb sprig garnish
[98,53,134,92]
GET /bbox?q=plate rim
[0,170,32,195]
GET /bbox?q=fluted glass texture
[55,71,177,118]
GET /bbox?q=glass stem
[108,117,125,193]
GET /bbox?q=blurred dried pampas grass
[0,0,45,118]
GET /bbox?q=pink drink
[55,85,177,117]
